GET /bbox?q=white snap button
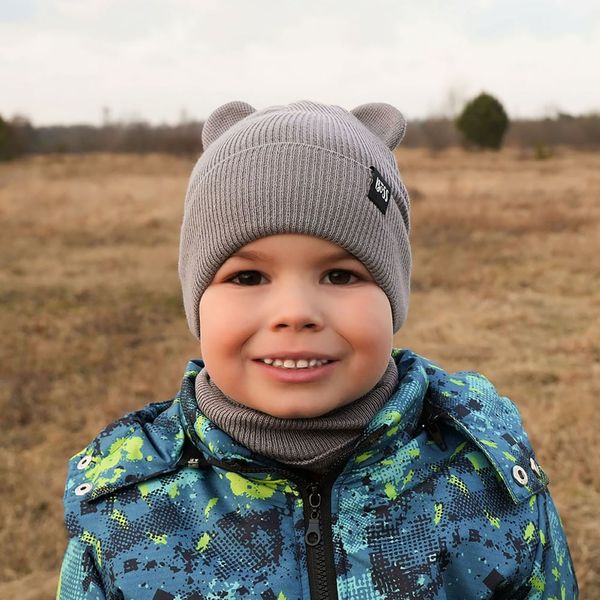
[77,455,93,470]
[75,483,93,496]
[512,465,529,486]
[530,457,541,477]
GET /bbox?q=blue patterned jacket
[57,348,578,599]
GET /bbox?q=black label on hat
[368,166,392,215]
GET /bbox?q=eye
[226,270,264,285]
[324,269,361,285]
[225,269,363,286]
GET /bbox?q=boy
[57,100,578,599]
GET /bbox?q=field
[0,149,598,598]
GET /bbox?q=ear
[202,101,256,150]
[350,102,407,150]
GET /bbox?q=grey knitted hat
[178,99,412,340]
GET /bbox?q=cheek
[198,293,238,388]
[199,288,238,330]
[199,289,254,351]
[342,288,393,332]
[199,290,229,354]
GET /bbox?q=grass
[0,149,598,597]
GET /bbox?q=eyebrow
[230,248,358,263]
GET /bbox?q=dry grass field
[0,149,598,598]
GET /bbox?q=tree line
[2,93,600,160]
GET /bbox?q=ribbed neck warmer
[195,357,399,473]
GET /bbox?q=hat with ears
[179,99,411,340]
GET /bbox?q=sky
[1,0,599,126]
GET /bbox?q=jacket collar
[420,359,550,503]
[82,399,187,502]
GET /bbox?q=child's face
[199,234,394,419]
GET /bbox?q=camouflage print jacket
[57,348,578,599]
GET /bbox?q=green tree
[455,92,509,150]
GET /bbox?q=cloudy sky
[2,0,599,126]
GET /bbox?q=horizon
[8,107,599,130]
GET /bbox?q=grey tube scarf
[195,356,399,473]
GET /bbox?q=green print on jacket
[57,348,578,599]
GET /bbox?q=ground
[0,148,597,597]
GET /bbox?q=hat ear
[350,102,407,151]
[202,101,256,150]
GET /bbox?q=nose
[265,281,325,332]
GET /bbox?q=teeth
[261,358,331,369]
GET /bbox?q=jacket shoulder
[421,357,549,504]
[63,398,185,522]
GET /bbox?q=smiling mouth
[254,358,336,369]
[254,358,338,382]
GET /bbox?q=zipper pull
[304,485,322,546]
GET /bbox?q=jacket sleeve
[514,492,578,599]
[56,536,108,600]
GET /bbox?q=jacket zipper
[299,426,389,600]
[304,483,327,597]
[301,477,337,599]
